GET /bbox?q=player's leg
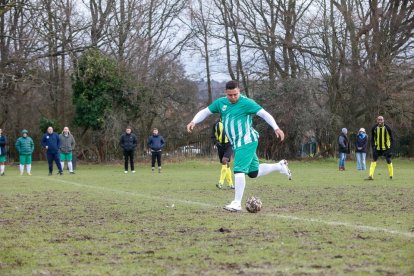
[224,143,257,211]
[67,152,74,173]
[385,150,393,179]
[223,145,234,188]
[368,150,379,180]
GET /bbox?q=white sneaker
[132,170,136,174]
[223,200,242,212]
[124,171,128,174]
[279,159,292,180]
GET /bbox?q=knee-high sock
[226,167,233,185]
[61,162,65,171]
[20,164,24,174]
[257,163,282,177]
[369,162,376,177]
[26,164,31,173]
[219,165,227,184]
[234,173,246,203]
[0,165,4,174]
[68,161,73,172]
[387,163,393,177]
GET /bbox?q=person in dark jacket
[16,129,35,175]
[338,128,349,171]
[0,128,7,176]
[147,128,165,173]
[120,126,137,173]
[367,115,394,180]
[42,126,63,175]
[355,128,368,171]
[211,120,234,189]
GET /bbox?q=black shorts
[217,143,233,163]
[373,149,392,162]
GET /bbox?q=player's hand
[186,122,195,133]
[275,128,285,141]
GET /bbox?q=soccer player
[15,129,34,175]
[42,126,63,175]
[59,127,76,174]
[367,116,394,180]
[211,119,234,189]
[0,128,7,176]
[187,80,291,212]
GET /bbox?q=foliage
[72,48,126,131]
[39,117,61,134]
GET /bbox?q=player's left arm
[256,109,285,141]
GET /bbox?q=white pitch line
[37,176,414,239]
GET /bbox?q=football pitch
[1,159,413,275]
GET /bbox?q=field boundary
[36,176,414,239]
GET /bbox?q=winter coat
[147,135,165,152]
[41,132,60,154]
[338,133,349,153]
[59,133,76,153]
[0,135,7,156]
[120,133,137,151]
[356,133,368,153]
[15,136,35,155]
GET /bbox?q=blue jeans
[356,152,366,170]
[338,152,347,168]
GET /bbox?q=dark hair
[126,126,132,129]
[225,80,239,90]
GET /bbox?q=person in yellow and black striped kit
[212,120,234,189]
[367,116,394,180]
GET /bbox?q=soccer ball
[245,196,262,213]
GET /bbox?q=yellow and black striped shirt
[212,121,229,145]
[371,124,393,151]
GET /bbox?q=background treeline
[0,0,413,161]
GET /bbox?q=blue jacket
[41,132,60,154]
[0,135,7,156]
[147,135,165,152]
[356,133,368,153]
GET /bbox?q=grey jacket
[59,133,76,153]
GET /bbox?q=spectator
[355,128,368,171]
[147,128,165,173]
[15,129,34,176]
[120,126,137,174]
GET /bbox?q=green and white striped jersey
[208,96,262,150]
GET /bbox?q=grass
[0,159,413,275]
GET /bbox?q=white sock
[20,164,24,174]
[27,164,31,173]
[61,162,65,171]
[234,173,246,203]
[257,163,282,177]
[68,161,73,172]
[0,165,4,174]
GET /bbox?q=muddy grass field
[1,159,413,275]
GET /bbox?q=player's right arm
[186,108,213,133]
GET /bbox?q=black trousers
[124,150,135,171]
[151,151,162,167]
